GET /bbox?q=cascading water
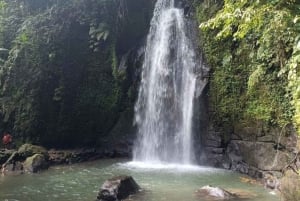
[133,0,203,164]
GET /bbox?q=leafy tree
[197,0,299,132]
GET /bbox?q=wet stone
[96,176,140,201]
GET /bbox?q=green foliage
[89,22,110,52]
[0,0,152,146]
[0,1,6,11]
[284,15,300,133]
[197,0,298,130]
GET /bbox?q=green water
[0,159,279,201]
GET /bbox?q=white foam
[118,161,222,173]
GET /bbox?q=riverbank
[1,141,297,201]
[0,142,132,175]
[0,158,279,201]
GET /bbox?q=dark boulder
[48,149,72,164]
[48,148,104,165]
[111,142,132,158]
[96,176,140,201]
[204,131,222,148]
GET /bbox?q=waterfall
[133,0,203,164]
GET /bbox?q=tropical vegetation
[196,0,300,134]
[0,0,153,147]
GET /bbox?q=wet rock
[65,149,95,163]
[196,185,237,200]
[1,145,49,174]
[220,160,231,170]
[48,148,104,165]
[48,150,72,164]
[248,167,263,179]
[226,141,243,162]
[201,145,231,169]
[231,161,249,174]
[263,172,280,190]
[206,140,221,148]
[204,153,230,169]
[210,148,224,154]
[111,142,131,158]
[96,175,140,201]
[205,131,222,148]
[23,154,49,173]
[18,144,48,159]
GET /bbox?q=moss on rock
[23,154,48,173]
[18,144,48,159]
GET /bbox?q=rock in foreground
[196,185,237,200]
[1,144,49,175]
[23,154,49,173]
[96,175,140,201]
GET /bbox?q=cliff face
[200,122,298,178]
[195,0,299,177]
[0,0,154,147]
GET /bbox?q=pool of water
[0,159,279,201]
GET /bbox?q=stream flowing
[0,159,279,201]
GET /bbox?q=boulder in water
[1,151,24,175]
[96,175,140,201]
[263,172,280,190]
[1,145,49,174]
[23,154,49,173]
[196,185,237,200]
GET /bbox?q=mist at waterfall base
[133,0,203,166]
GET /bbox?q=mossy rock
[23,154,49,173]
[18,144,48,159]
